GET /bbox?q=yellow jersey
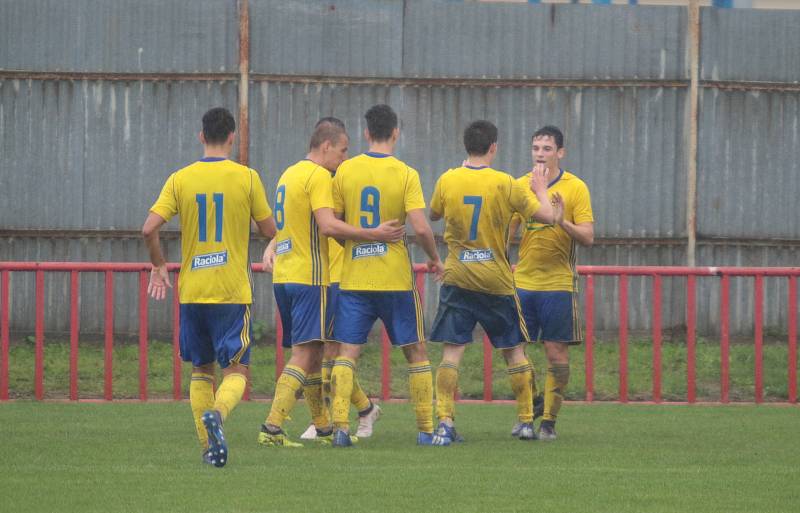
[332,152,425,291]
[513,170,593,292]
[272,160,335,286]
[430,165,541,295]
[329,238,343,283]
[150,157,272,304]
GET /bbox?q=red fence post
[483,334,493,402]
[584,275,594,402]
[1,270,9,401]
[686,275,697,403]
[618,274,628,403]
[788,276,797,404]
[35,270,44,400]
[138,271,149,401]
[754,275,764,403]
[651,275,662,403]
[275,308,284,381]
[104,271,114,401]
[172,272,181,400]
[69,271,80,401]
[381,327,391,401]
[720,274,730,403]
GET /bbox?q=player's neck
[464,155,493,168]
[546,164,561,182]
[305,151,330,172]
[367,141,395,156]
[203,144,230,159]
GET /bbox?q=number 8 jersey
[150,157,272,304]
[430,165,541,295]
[332,152,425,292]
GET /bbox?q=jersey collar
[548,168,565,188]
[199,157,227,162]
[364,151,391,158]
[464,164,488,170]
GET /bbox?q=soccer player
[509,125,594,441]
[142,107,276,467]
[257,118,404,447]
[428,120,554,443]
[329,104,446,447]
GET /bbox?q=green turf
[2,402,798,513]
[4,336,797,401]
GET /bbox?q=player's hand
[371,219,406,242]
[552,192,565,226]
[427,259,445,282]
[147,265,172,300]
[262,246,277,273]
[529,163,548,195]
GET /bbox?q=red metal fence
[0,262,798,404]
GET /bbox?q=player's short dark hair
[463,120,498,156]
[532,125,564,149]
[202,107,236,144]
[364,104,398,142]
[315,116,346,130]
[309,118,347,150]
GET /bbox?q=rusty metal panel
[0,79,239,230]
[249,0,404,76]
[402,2,687,80]
[697,88,800,239]
[701,7,800,83]
[248,81,686,239]
[0,0,238,73]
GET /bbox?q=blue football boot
[417,431,451,446]
[201,410,227,468]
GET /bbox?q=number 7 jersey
[332,152,425,292]
[430,165,541,295]
[150,158,272,304]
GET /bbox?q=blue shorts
[517,289,582,344]
[326,283,340,339]
[333,289,424,346]
[274,283,332,348]
[179,304,252,368]
[429,284,529,349]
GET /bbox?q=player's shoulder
[560,170,590,192]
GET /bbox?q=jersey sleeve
[571,180,594,224]
[250,169,272,221]
[307,167,335,212]
[332,170,345,214]
[404,168,426,212]
[149,173,179,222]
[510,177,542,219]
[430,176,444,217]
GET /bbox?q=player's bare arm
[141,212,172,300]
[407,208,444,280]
[507,216,522,256]
[313,207,404,243]
[529,163,554,224]
[429,207,442,222]
[551,192,593,246]
[261,237,277,273]
[254,215,277,238]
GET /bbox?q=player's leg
[537,291,576,441]
[179,304,218,462]
[330,290,374,446]
[514,288,547,436]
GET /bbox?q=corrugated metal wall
[1,0,798,336]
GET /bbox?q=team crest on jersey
[459,249,494,262]
[276,239,292,255]
[352,242,388,259]
[191,250,228,270]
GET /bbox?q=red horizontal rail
[1,263,798,406]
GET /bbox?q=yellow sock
[526,356,539,398]
[331,357,356,430]
[321,358,334,410]
[304,372,330,429]
[408,360,434,433]
[508,362,533,423]
[543,363,570,422]
[190,372,215,448]
[266,365,306,428]
[351,376,372,413]
[435,361,459,421]
[213,372,247,421]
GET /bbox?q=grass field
[2,402,798,513]
[4,335,797,401]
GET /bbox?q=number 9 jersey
[150,158,272,304]
[332,152,425,292]
[430,165,541,295]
